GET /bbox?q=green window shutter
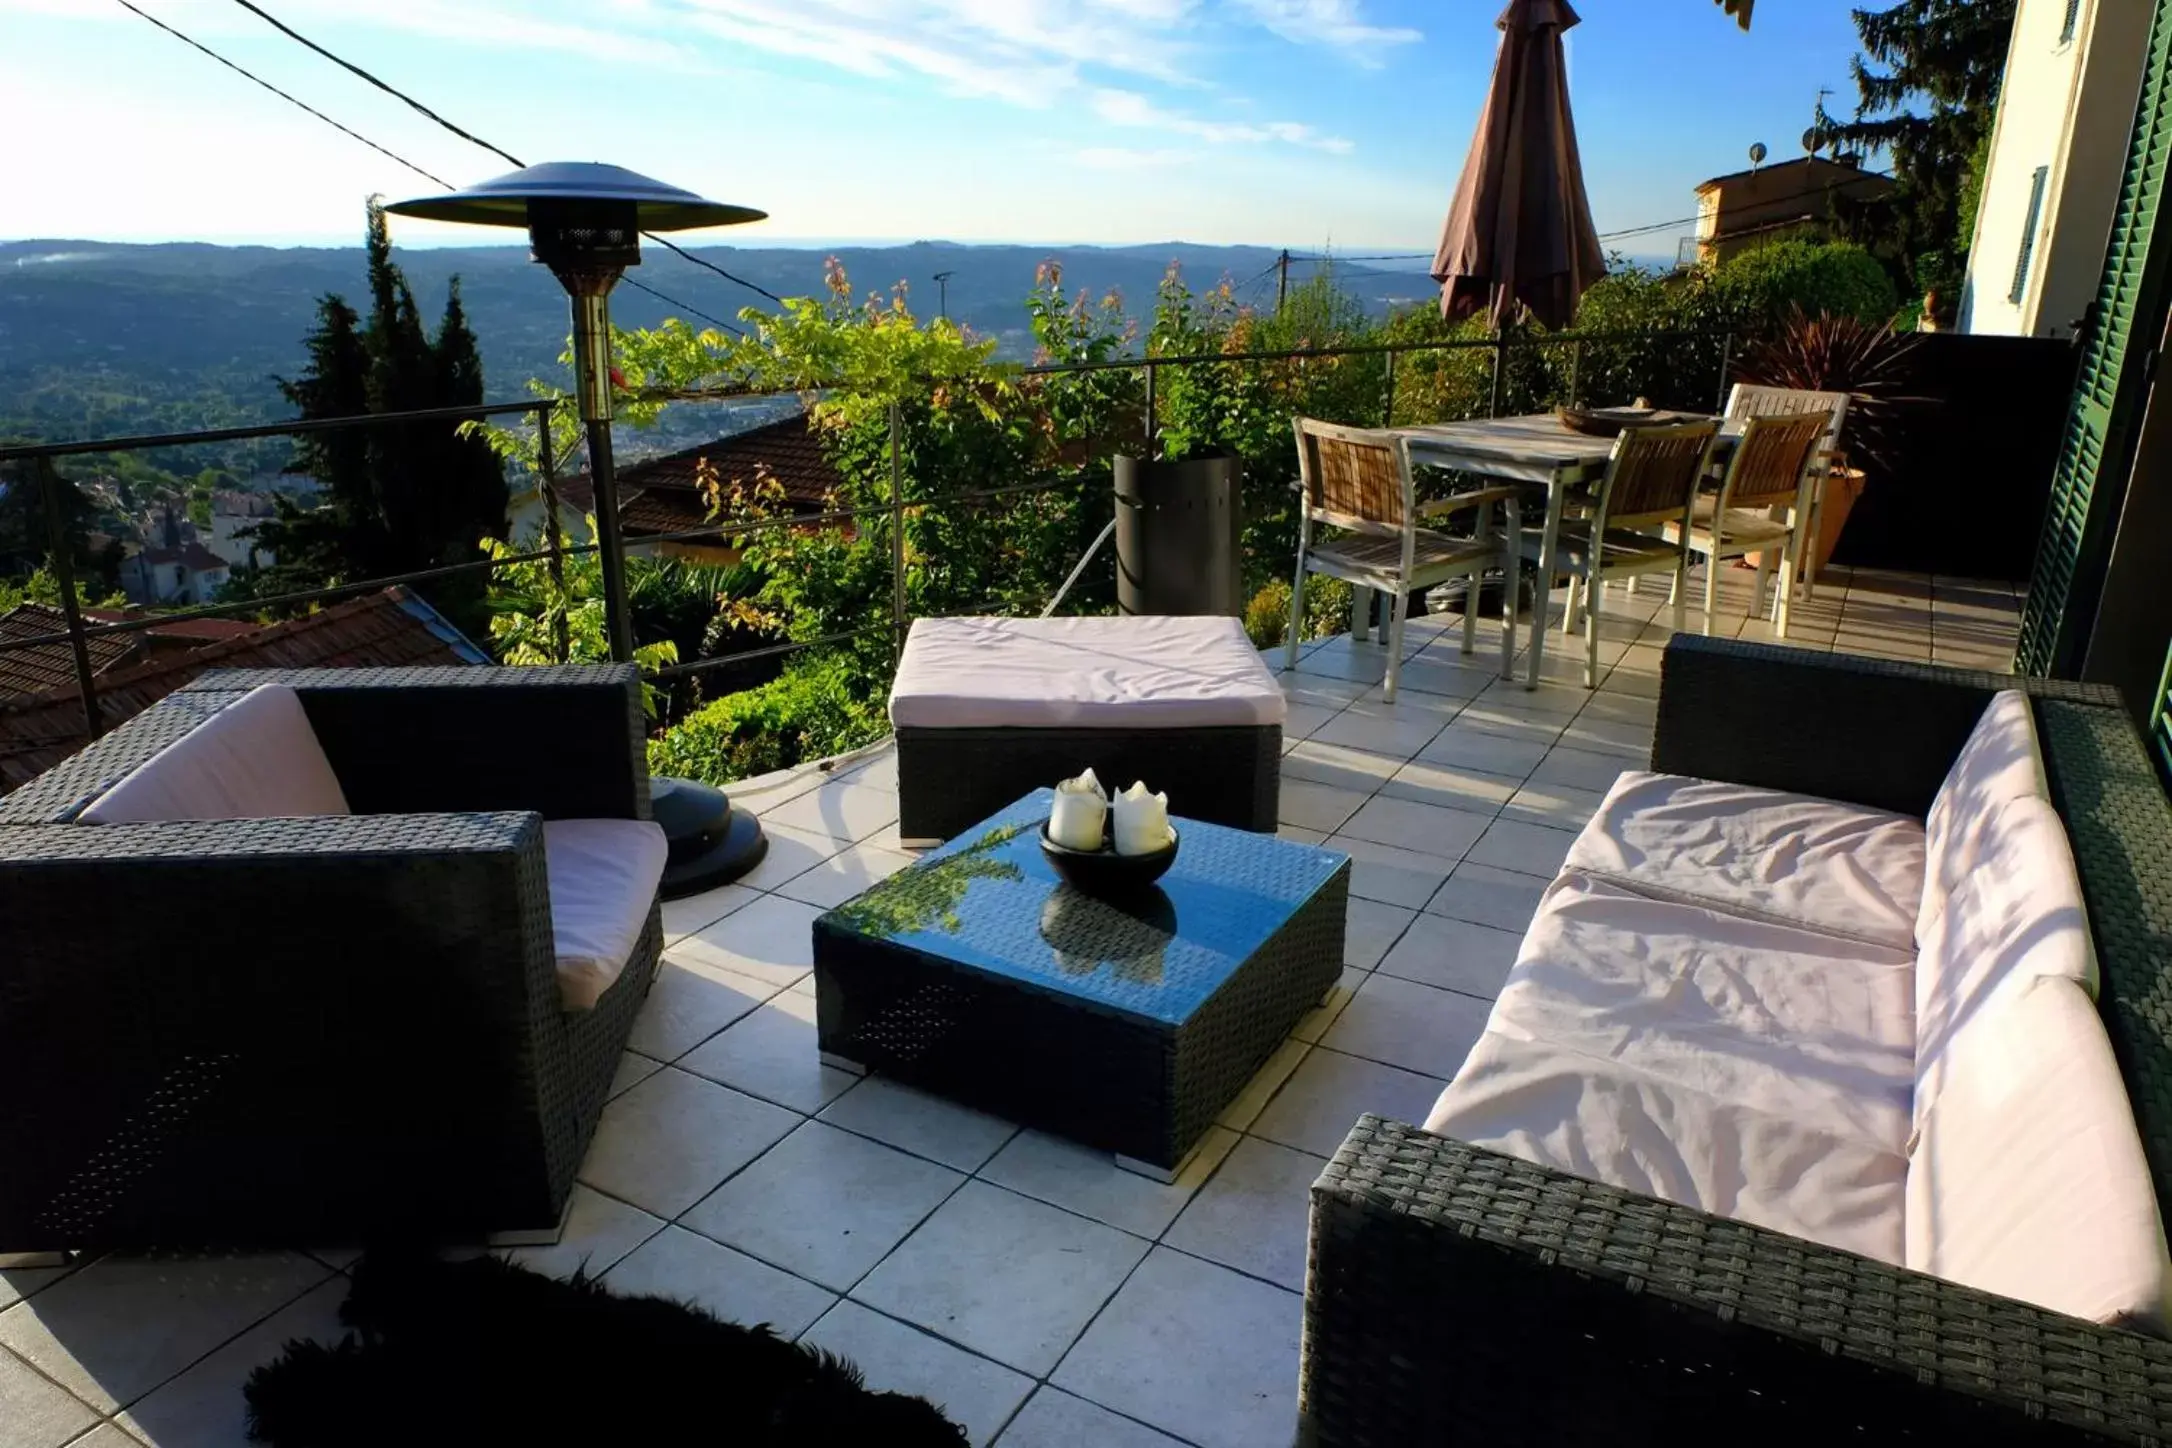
[2011,166,2050,304]
[2018,0,2172,677]
[2063,0,2084,45]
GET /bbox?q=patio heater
[385,163,773,893]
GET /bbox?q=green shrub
[1244,575,1356,649]
[1712,241,1898,328]
[647,654,889,786]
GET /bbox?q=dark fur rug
[244,1253,969,1447]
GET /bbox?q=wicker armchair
[1300,637,2172,1445]
[0,664,660,1251]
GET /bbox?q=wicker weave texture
[895,723,1280,842]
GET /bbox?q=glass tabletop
[817,789,1349,1027]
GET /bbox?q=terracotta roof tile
[561,412,841,542]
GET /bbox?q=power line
[111,0,451,190]
[223,0,785,306]
[114,0,745,337]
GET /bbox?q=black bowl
[1039,822,1181,893]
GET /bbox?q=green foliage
[1710,242,1899,327]
[646,652,889,784]
[0,566,125,613]
[1243,576,1356,650]
[479,523,677,716]
[1817,0,2016,306]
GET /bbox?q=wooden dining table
[1393,413,1739,688]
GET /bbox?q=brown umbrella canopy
[1432,0,1607,330]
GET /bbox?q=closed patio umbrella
[1432,0,1606,330]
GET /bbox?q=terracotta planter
[1741,468,1865,575]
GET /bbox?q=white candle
[1112,781,1173,856]
[1048,769,1108,851]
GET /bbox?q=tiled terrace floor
[0,567,2021,1448]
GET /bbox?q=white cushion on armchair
[544,819,668,1010]
[82,684,349,822]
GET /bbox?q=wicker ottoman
[889,615,1286,846]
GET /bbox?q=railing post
[1568,339,1584,408]
[1715,330,1736,412]
[1489,329,1507,418]
[1382,347,1398,427]
[534,403,571,664]
[1143,361,1159,461]
[36,458,100,739]
[889,398,907,653]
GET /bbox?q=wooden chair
[1724,384,1851,599]
[1522,420,1719,688]
[1667,410,1831,638]
[1287,418,1520,704]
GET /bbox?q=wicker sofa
[0,664,661,1251]
[1301,636,2172,1445]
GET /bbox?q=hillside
[0,239,1442,470]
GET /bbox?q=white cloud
[1092,89,1352,153]
[1225,0,1422,64]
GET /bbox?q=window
[2012,166,2051,305]
[2061,0,2083,45]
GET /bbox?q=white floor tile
[660,882,758,944]
[1412,725,1549,778]
[1275,778,1372,835]
[606,1050,662,1102]
[1320,835,1457,910]
[1276,823,1328,846]
[683,1121,963,1292]
[1529,745,1641,794]
[1377,757,1521,816]
[627,955,777,1062]
[669,894,825,990]
[801,1301,1032,1448]
[1307,703,1448,759]
[1279,674,1371,709]
[1291,965,1364,1043]
[775,843,918,910]
[1279,701,1339,741]
[1050,1247,1300,1448]
[0,1251,331,1413]
[602,1225,835,1341]
[58,1426,137,1448]
[1319,973,1490,1079]
[852,1182,1148,1376]
[1377,914,1521,999]
[495,1184,664,1282]
[762,782,903,843]
[0,1267,71,1316]
[1344,898,1416,970]
[726,821,846,894]
[1501,781,1606,831]
[0,1345,97,1448]
[979,1128,1237,1239]
[1380,653,1500,699]
[1464,817,1579,877]
[678,988,859,1114]
[996,1387,1188,1447]
[1337,795,1489,861]
[1557,713,1654,759]
[1279,740,1406,795]
[117,1275,345,1447]
[1163,1136,1327,1292]
[838,747,899,793]
[1249,1047,1447,1158]
[818,1078,1019,1173]
[1425,861,1550,931]
[579,1068,799,1219]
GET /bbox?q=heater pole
[568,289,635,664]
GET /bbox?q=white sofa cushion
[888,615,1287,730]
[1905,975,2170,1331]
[1913,792,2100,1125]
[82,684,349,823]
[1482,874,1917,1154]
[543,819,668,1011]
[1561,770,1926,954]
[1921,690,2049,923]
[1429,1029,1908,1265]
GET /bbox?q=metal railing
[0,324,1732,760]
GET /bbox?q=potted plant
[1732,307,1923,573]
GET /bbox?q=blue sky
[1,0,1867,255]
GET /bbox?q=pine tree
[1818,0,2017,310]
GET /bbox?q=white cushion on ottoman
[544,818,668,1011]
[888,615,1287,730]
[82,683,350,822]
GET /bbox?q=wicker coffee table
[812,790,1350,1177]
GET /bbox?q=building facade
[1691,154,1893,265]
[1961,0,2152,338]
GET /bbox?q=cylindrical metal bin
[1113,453,1243,617]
